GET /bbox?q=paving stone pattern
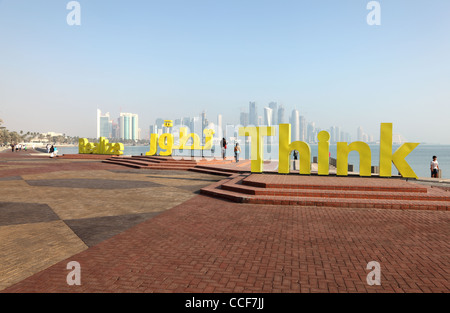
[0,150,449,293]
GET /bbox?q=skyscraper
[217,114,223,138]
[289,109,300,141]
[182,117,191,128]
[299,115,307,141]
[97,109,112,138]
[119,113,139,140]
[277,105,285,124]
[307,122,316,143]
[240,112,249,126]
[201,111,207,131]
[111,121,119,139]
[357,126,364,142]
[330,126,340,144]
[264,107,273,126]
[268,102,278,125]
[149,125,157,135]
[249,101,258,126]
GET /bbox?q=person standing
[293,150,299,170]
[220,137,227,160]
[234,142,241,163]
[11,143,15,152]
[430,156,439,178]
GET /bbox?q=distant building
[277,105,285,124]
[264,107,273,127]
[182,117,191,127]
[149,125,157,135]
[155,118,165,130]
[357,126,364,142]
[329,126,341,144]
[299,115,307,141]
[268,102,278,125]
[307,122,316,143]
[97,109,112,138]
[111,121,119,139]
[249,101,258,126]
[217,114,223,138]
[289,109,300,141]
[42,131,64,137]
[240,112,249,127]
[119,113,139,140]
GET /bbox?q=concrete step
[201,185,449,210]
[200,174,450,211]
[131,156,198,164]
[193,165,244,173]
[103,159,196,170]
[220,177,450,202]
[106,158,157,166]
[102,159,141,169]
[188,167,235,177]
[242,177,428,193]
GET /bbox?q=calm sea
[57,143,450,179]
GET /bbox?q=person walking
[234,142,241,163]
[430,155,439,178]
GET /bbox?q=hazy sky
[0,0,449,143]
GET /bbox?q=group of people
[220,137,241,163]
[10,143,29,152]
[46,144,58,158]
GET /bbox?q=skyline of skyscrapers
[97,102,374,145]
[96,109,140,141]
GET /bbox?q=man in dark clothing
[220,137,227,160]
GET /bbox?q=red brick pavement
[4,195,449,293]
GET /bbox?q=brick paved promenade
[1,149,449,293]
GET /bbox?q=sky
[0,0,449,143]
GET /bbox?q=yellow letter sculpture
[317,131,330,176]
[158,133,174,156]
[379,123,419,178]
[146,134,159,156]
[337,142,372,176]
[239,126,275,173]
[278,124,311,175]
[79,137,123,155]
